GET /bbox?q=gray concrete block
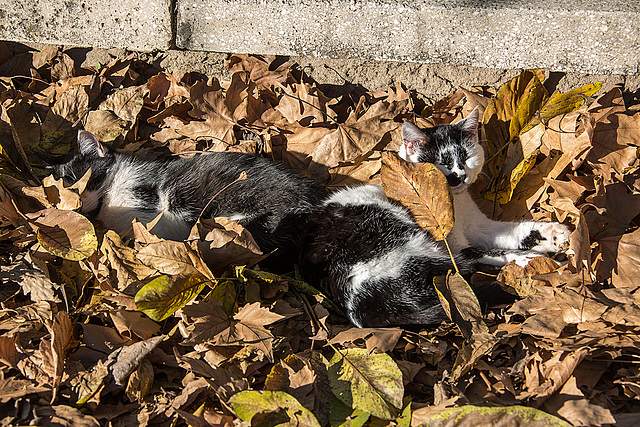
[176,0,640,74]
[0,0,171,52]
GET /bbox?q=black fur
[49,132,327,272]
[298,194,491,327]
[520,230,543,250]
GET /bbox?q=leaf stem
[442,237,460,275]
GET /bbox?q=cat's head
[399,107,484,194]
[47,131,115,213]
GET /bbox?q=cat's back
[299,185,449,327]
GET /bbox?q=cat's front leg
[460,247,547,269]
[463,214,570,255]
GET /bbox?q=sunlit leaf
[328,347,403,420]
[484,151,538,205]
[414,405,571,427]
[229,390,321,427]
[381,152,454,240]
[135,273,210,321]
[521,82,603,134]
[509,74,547,140]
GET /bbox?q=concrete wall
[0,0,638,74]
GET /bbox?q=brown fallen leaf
[188,217,264,276]
[27,208,98,261]
[328,327,403,353]
[595,228,640,288]
[40,311,75,399]
[381,151,454,240]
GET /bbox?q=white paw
[530,222,570,253]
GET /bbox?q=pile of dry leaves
[0,45,639,426]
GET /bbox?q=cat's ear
[456,107,480,135]
[401,121,430,152]
[77,130,107,157]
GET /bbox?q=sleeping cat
[48,131,327,271]
[298,108,570,327]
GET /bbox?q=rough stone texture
[177,0,640,75]
[0,0,171,52]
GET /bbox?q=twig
[279,89,338,124]
[197,171,248,221]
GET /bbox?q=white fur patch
[345,232,445,325]
[326,185,416,227]
[324,184,387,206]
[226,213,247,221]
[398,143,421,163]
[95,159,190,241]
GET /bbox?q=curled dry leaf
[189,216,264,276]
[27,208,98,261]
[106,335,165,388]
[498,257,561,297]
[328,327,403,353]
[381,152,454,240]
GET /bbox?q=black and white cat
[49,131,327,271]
[298,108,570,327]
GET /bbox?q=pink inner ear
[404,140,417,154]
[97,142,106,156]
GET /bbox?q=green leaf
[396,398,412,427]
[414,405,571,427]
[229,390,321,427]
[135,273,209,321]
[328,347,403,420]
[209,279,238,316]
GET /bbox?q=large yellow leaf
[520,82,603,134]
[229,390,321,427]
[413,405,571,427]
[328,347,403,420]
[381,152,453,240]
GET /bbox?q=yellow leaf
[229,390,321,427]
[520,82,603,134]
[135,273,209,322]
[413,404,571,427]
[380,152,454,240]
[484,151,538,205]
[328,348,403,420]
[509,74,547,140]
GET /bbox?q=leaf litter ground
[0,45,639,426]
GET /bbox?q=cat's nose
[447,174,463,187]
